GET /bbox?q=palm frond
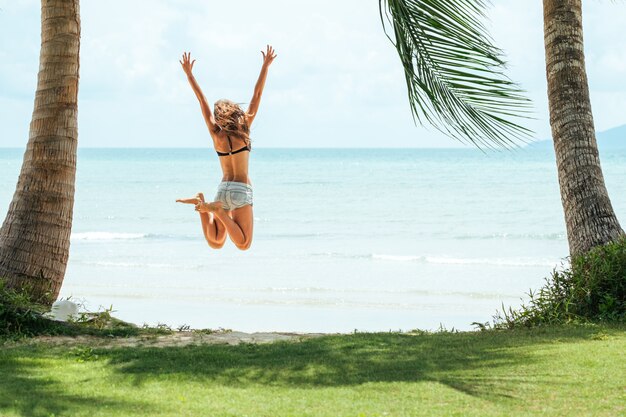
[379,0,533,148]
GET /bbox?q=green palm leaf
[379,0,533,147]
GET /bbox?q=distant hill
[529,124,626,150]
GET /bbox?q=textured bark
[0,0,80,304]
[543,0,623,256]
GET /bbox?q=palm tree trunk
[543,0,623,256]
[0,0,80,304]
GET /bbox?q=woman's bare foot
[176,193,205,204]
[195,201,223,213]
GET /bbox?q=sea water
[1,148,625,332]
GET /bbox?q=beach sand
[21,331,326,348]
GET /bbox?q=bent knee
[236,241,252,251]
[207,240,225,250]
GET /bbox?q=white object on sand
[49,300,79,322]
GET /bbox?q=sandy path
[18,331,327,348]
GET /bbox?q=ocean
[1,147,625,332]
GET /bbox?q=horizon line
[0,145,543,150]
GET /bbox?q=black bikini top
[216,135,251,157]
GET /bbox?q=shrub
[492,237,626,328]
[0,281,72,338]
[0,282,138,339]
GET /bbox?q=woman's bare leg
[177,193,226,249]
[198,202,254,250]
[199,211,226,249]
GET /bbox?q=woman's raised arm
[180,52,217,133]
[246,45,277,126]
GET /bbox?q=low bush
[0,281,71,338]
[493,237,626,328]
[0,281,142,339]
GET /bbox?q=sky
[1,0,626,148]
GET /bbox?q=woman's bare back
[212,131,251,184]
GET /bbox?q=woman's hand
[180,52,196,77]
[261,45,277,67]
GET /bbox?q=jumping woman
[176,45,277,250]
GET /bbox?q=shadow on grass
[0,346,156,417]
[101,325,612,399]
[0,325,619,416]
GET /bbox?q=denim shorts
[214,181,253,211]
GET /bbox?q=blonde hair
[213,99,251,145]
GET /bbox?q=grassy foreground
[1,325,624,417]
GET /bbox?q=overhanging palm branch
[380,0,533,147]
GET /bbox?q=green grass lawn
[1,325,624,417]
